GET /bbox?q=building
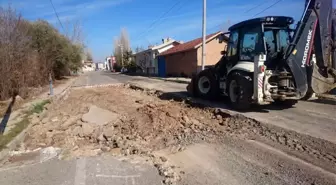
[106,56,116,71]
[158,32,227,77]
[82,61,95,72]
[96,62,105,70]
[134,38,181,75]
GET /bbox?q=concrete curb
[71,83,124,90]
[0,77,78,161]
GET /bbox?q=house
[158,32,227,77]
[105,56,116,71]
[96,62,105,70]
[134,38,181,75]
[82,60,95,72]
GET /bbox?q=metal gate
[157,56,166,77]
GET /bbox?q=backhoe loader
[188,0,336,110]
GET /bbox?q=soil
[17,86,336,185]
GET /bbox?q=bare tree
[86,49,93,62]
[0,5,85,100]
[113,28,131,65]
[64,18,86,46]
[135,46,145,53]
[0,6,32,99]
[119,28,130,50]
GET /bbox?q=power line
[253,0,283,17]
[208,0,265,32]
[208,19,231,33]
[209,0,284,32]
[135,0,184,41]
[144,0,187,36]
[244,0,268,13]
[49,0,65,32]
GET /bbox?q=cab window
[278,29,290,50]
[227,31,238,57]
[240,26,261,61]
[264,30,276,54]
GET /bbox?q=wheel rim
[229,80,239,102]
[198,76,211,94]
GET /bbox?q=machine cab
[217,16,294,73]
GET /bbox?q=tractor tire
[195,69,219,100]
[228,72,253,110]
[301,87,314,100]
[273,99,298,107]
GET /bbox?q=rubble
[81,123,94,137]
[61,115,80,129]
[97,134,105,142]
[103,127,114,138]
[21,86,336,185]
[81,105,119,125]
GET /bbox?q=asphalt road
[72,71,126,87]
[0,149,162,185]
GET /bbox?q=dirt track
[9,86,336,184]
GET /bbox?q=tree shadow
[0,95,16,134]
[157,91,294,113]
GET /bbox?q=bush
[0,6,84,100]
[113,63,122,72]
[125,61,137,73]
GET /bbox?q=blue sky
[3,0,310,61]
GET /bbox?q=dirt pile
[21,86,336,184]
[22,87,219,184]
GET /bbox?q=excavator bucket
[186,75,197,96]
[309,1,336,94]
[311,64,336,93]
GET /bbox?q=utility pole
[201,0,206,71]
[49,72,53,96]
[119,44,124,72]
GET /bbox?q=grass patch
[0,117,29,150]
[30,100,50,114]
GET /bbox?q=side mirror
[221,45,228,56]
[218,33,226,43]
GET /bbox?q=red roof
[159,32,222,56]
